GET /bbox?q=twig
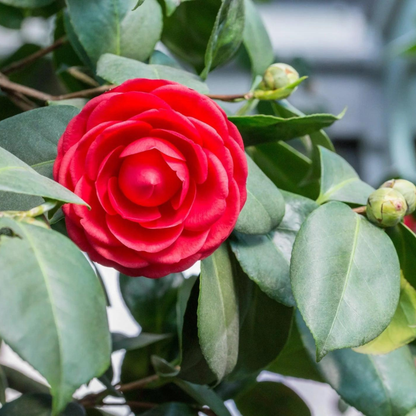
[2,37,67,75]
[117,373,159,393]
[66,67,100,87]
[353,206,366,214]
[0,75,52,101]
[206,92,251,102]
[0,72,37,111]
[49,85,114,101]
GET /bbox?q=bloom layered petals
[54,79,247,278]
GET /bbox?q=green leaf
[0,4,24,29]
[354,274,416,355]
[268,322,324,382]
[199,244,239,381]
[119,273,183,333]
[200,0,245,79]
[0,364,7,404]
[97,53,208,94]
[142,403,198,415]
[0,146,87,209]
[0,106,79,179]
[112,332,171,351]
[231,191,318,307]
[0,394,85,416]
[2,365,49,394]
[297,312,416,416]
[316,146,374,205]
[164,0,193,16]
[230,262,293,378]
[291,202,401,360]
[0,218,111,414]
[133,0,145,9]
[149,50,181,68]
[234,154,285,234]
[387,223,416,289]
[229,112,343,147]
[0,0,54,8]
[235,382,311,416]
[66,0,162,65]
[48,99,88,110]
[242,0,273,77]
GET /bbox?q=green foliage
[0,0,54,7]
[0,3,24,29]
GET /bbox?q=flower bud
[366,188,407,228]
[381,179,416,214]
[253,63,306,101]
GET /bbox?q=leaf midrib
[318,177,359,204]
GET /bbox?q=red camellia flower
[54,79,248,278]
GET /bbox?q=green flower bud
[381,179,416,214]
[253,63,306,101]
[366,188,407,228]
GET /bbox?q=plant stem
[2,37,67,75]
[49,85,114,101]
[0,74,52,101]
[206,92,252,102]
[66,67,100,87]
[353,206,366,214]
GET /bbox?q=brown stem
[117,373,159,393]
[353,206,366,214]
[66,67,100,87]
[206,92,251,102]
[2,37,67,75]
[49,84,115,101]
[0,75,52,101]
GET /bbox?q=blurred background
[1,0,415,415]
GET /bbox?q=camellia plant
[1,0,416,416]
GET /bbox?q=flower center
[118,149,181,207]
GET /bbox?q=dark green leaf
[141,402,198,415]
[297,312,416,416]
[0,146,87,208]
[229,112,343,147]
[0,394,85,416]
[199,244,239,381]
[231,191,318,306]
[234,154,285,234]
[97,53,208,94]
[119,273,183,333]
[0,364,6,404]
[133,0,145,9]
[0,218,111,414]
[164,0,193,16]
[66,0,162,65]
[0,0,54,8]
[0,4,24,29]
[242,0,273,76]
[2,365,49,394]
[201,0,245,79]
[317,146,374,205]
[112,332,171,351]
[0,106,79,179]
[291,202,400,360]
[230,261,293,378]
[235,382,311,416]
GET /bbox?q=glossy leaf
[231,191,318,307]
[291,202,400,360]
[112,332,171,352]
[0,146,86,208]
[297,313,416,416]
[235,382,311,416]
[234,154,285,235]
[97,53,208,94]
[142,402,198,415]
[0,218,111,414]
[317,146,374,205]
[199,244,239,381]
[0,394,85,415]
[66,0,162,65]
[0,106,79,179]
[230,262,293,378]
[201,0,245,79]
[119,273,183,333]
[229,112,343,147]
[243,0,273,76]
[0,0,54,7]
[354,274,416,355]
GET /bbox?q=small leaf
[0,218,111,414]
[199,244,239,381]
[97,53,208,94]
[112,332,171,351]
[66,0,163,65]
[133,0,145,9]
[317,146,374,205]
[234,154,285,235]
[0,394,85,416]
[229,112,343,147]
[231,191,317,306]
[119,273,183,334]
[0,146,87,208]
[297,312,416,416]
[354,274,416,355]
[235,382,311,416]
[201,0,245,79]
[242,0,273,76]
[291,202,400,360]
